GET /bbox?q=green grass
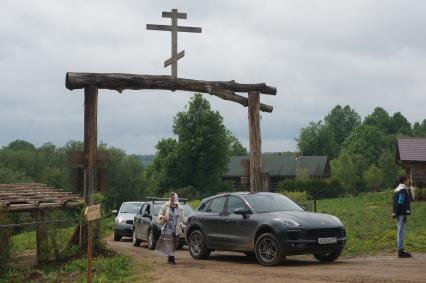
[317,191,426,256]
[11,226,75,253]
[1,254,152,283]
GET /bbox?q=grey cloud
[1,0,426,154]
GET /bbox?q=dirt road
[107,236,426,283]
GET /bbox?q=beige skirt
[155,233,179,257]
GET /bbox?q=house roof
[397,138,426,162]
[224,156,330,177]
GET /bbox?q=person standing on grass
[393,175,412,258]
[155,192,185,264]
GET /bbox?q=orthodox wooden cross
[147,9,202,78]
[66,9,277,201]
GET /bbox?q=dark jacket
[393,184,412,216]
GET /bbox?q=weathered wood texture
[0,205,10,268]
[248,91,262,192]
[66,73,275,112]
[0,184,84,212]
[35,210,49,263]
[84,86,98,205]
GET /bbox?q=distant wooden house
[396,138,426,187]
[223,156,331,191]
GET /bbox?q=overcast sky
[1,1,425,154]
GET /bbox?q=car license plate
[318,237,337,244]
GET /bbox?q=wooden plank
[66,73,275,112]
[248,91,262,192]
[85,204,101,221]
[146,24,173,32]
[162,11,187,19]
[164,50,185,67]
[66,73,277,95]
[146,24,201,33]
[84,85,98,205]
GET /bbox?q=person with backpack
[393,175,413,258]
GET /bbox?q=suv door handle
[225,219,230,223]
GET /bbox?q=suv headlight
[115,217,125,224]
[274,218,301,227]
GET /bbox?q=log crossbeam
[66,72,276,112]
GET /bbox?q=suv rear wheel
[313,247,343,262]
[255,233,284,266]
[132,229,141,247]
[188,230,211,259]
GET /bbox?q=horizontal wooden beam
[146,24,202,33]
[65,72,276,113]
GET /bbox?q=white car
[113,201,145,241]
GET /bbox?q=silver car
[113,201,145,241]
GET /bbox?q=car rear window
[120,202,144,213]
[243,194,303,213]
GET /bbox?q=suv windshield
[120,202,144,213]
[243,194,303,213]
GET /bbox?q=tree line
[0,94,247,209]
[297,105,426,193]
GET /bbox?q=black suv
[132,198,194,249]
[186,192,346,266]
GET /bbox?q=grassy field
[1,254,152,283]
[2,216,149,283]
[317,191,426,256]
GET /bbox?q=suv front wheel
[255,233,284,266]
[188,230,211,259]
[132,229,141,247]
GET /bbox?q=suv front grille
[126,220,133,225]
[306,228,343,239]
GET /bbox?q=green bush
[279,190,310,203]
[277,178,343,199]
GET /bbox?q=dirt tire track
[107,236,426,283]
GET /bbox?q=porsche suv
[185,192,346,266]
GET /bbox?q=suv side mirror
[112,210,118,216]
[234,207,249,215]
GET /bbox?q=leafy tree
[104,148,147,209]
[324,105,361,146]
[331,151,363,192]
[363,165,385,191]
[363,107,392,134]
[172,94,230,196]
[297,121,338,158]
[226,130,247,156]
[145,138,179,196]
[4,140,36,151]
[377,150,403,188]
[413,119,426,137]
[341,124,390,165]
[390,112,412,136]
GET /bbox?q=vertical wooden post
[35,210,48,264]
[82,85,98,250]
[171,9,178,78]
[0,204,10,270]
[248,91,262,192]
[87,220,93,283]
[84,85,98,206]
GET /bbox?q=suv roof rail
[145,197,188,204]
